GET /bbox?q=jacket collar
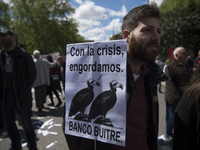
[173,58,186,66]
[127,62,149,77]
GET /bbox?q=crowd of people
[32,50,65,112]
[155,46,200,149]
[0,29,66,150]
[0,4,200,150]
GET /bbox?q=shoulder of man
[147,61,158,69]
[15,46,29,55]
[42,58,55,65]
[146,61,160,73]
[168,59,177,66]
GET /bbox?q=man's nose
[152,31,160,41]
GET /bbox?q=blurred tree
[0,0,11,30]
[150,1,158,7]
[159,0,200,60]
[110,33,123,40]
[109,34,116,40]
[9,0,84,55]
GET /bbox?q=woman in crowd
[46,55,62,107]
[173,66,200,150]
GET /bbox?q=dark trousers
[62,80,65,94]
[166,102,176,138]
[158,82,162,92]
[0,107,4,128]
[49,89,62,104]
[34,84,47,108]
[1,98,37,149]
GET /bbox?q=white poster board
[65,40,127,147]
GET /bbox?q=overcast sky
[3,0,164,41]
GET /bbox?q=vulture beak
[96,82,100,87]
[119,84,123,90]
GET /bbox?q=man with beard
[63,5,168,150]
[0,30,38,150]
[112,4,168,150]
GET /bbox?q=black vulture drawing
[68,78,100,121]
[88,80,123,127]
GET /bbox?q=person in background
[173,66,200,150]
[158,53,164,62]
[63,4,168,150]
[46,55,62,107]
[32,50,56,112]
[57,56,66,93]
[155,56,164,93]
[165,47,192,142]
[0,29,38,150]
[186,50,194,72]
[163,59,171,73]
[194,50,200,71]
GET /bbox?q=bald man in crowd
[164,47,192,142]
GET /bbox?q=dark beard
[1,37,13,50]
[129,36,158,62]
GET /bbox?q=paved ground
[0,90,69,150]
[0,82,172,150]
[157,82,172,150]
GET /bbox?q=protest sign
[65,39,127,146]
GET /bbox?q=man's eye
[144,29,151,31]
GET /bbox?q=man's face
[128,17,161,62]
[0,33,13,49]
[176,48,187,64]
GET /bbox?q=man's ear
[123,30,130,42]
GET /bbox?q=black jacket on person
[173,93,200,150]
[0,46,37,109]
[62,61,168,150]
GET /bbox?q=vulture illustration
[68,78,100,120]
[88,80,123,126]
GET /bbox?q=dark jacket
[63,61,168,150]
[49,64,62,92]
[165,59,191,106]
[0,46,37,109]
[145,61,168,150]
[173,93,200,150]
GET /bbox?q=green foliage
[109,34,117,40]
[0,0,11,29]
[160,0,200,15]
[6,0,84,55]
[110,33,123,40]
[150,1,158,8]
[159,0,200,59]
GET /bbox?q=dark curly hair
[46,54,53,62]
[122,4,160,32]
